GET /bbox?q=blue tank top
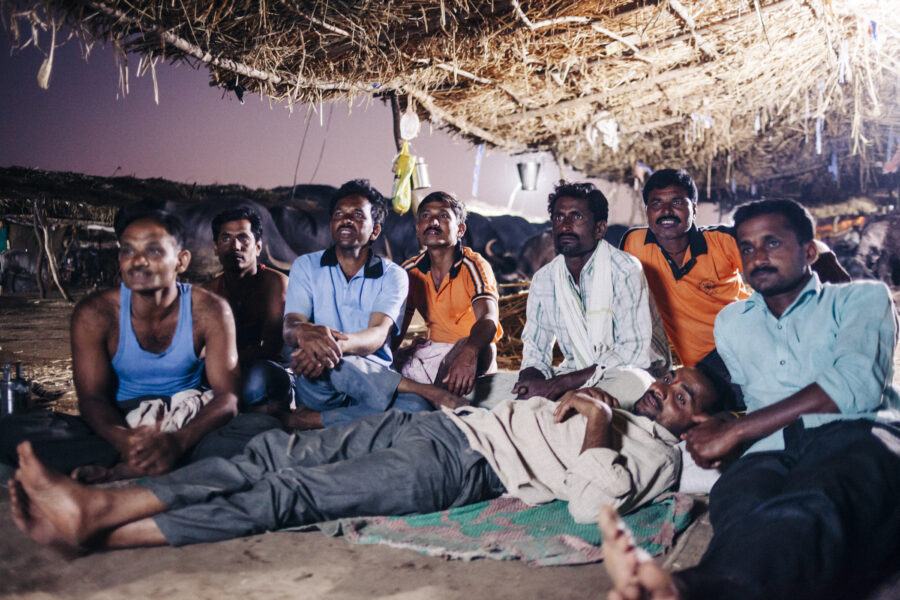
[111,282,204,402]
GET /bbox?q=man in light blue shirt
[600,199,900,600]
[280,180,464,429]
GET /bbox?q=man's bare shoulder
[191,285,232,321]
[72,287,119,329]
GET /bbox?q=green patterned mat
[308,492,695,567]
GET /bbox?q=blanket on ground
[304,492,695,567]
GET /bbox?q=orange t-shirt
[621,226,749,366]
[402,245,503,344]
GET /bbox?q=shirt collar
[412,242,465,279]
[743,271,821,316]
[643,225,708,280]
[320,245,384,279]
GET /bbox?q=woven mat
[306,492,695,567]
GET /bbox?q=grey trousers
[146,410,505,546]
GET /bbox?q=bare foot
[599,505,681,600]
[14,441,105,547]
[424,387,469,410]
[9,478,85,558]
[280,406,324,430]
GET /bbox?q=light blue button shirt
[284,246,408,366]
[714,273,899,454]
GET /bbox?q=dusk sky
[0,30,591,222]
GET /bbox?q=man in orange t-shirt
[395,192,502,396]
[622,168,849,372]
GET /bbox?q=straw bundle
[2,0,898,196]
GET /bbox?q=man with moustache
[0,204,240,477]
[395,191,502,396]
[514,181,670,402]
[9,362,730,552]
[600,199,900,600]
[277,180,463,431]
[621,168,849,371]
[201,208,290,410]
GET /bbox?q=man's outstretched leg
[599,505,681,600]
[9,441,168,550]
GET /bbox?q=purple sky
[0,32,573,220]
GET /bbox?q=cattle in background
[0,249,38,293]
[851,215,900,285]
[268,185,336,257]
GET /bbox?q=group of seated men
[3,170,900,600]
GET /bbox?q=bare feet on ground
[599,505,681,600]
[11,441,103,549]
[9,478,85,558]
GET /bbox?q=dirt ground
[1,291,899,599]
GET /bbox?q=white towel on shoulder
[551,239,614,371]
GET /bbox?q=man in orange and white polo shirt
[395,192,503,396]
[621,168,849,373]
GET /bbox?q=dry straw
[2,0,898,195]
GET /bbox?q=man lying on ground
[276,180,464,431]
[394,191,502,396]
[0,204,240,479]
[621,168,849,374]
[601,199,899,600]
[9,363,728,553]
[201,207,290,411]
[514,181,670,402]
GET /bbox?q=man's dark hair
[417,191,467,224]
[211,207,263,243]
[547,181,609,223]
[329,179,388,227]
[114,201,185,249]
[693,362,737,414]
[642,168,698,205]
[732,199,815,244]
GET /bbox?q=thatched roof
[4,1,899,198]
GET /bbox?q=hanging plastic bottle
[391,141,415,215]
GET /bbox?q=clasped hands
[114,425,184,477]
[289,322,349,378]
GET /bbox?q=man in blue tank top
[0,204,241,478]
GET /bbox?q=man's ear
[457,221,467,241]
[369,223,382,243]
[805,239,820,266]
[594,220,607,241]
[176,249,191,274]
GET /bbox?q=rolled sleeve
[285,255,314,318]
[814,283,898,414]
[371,263,409,335]
[564,447,636,522]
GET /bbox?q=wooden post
[31,208,46,299]
[33,199,72,302]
